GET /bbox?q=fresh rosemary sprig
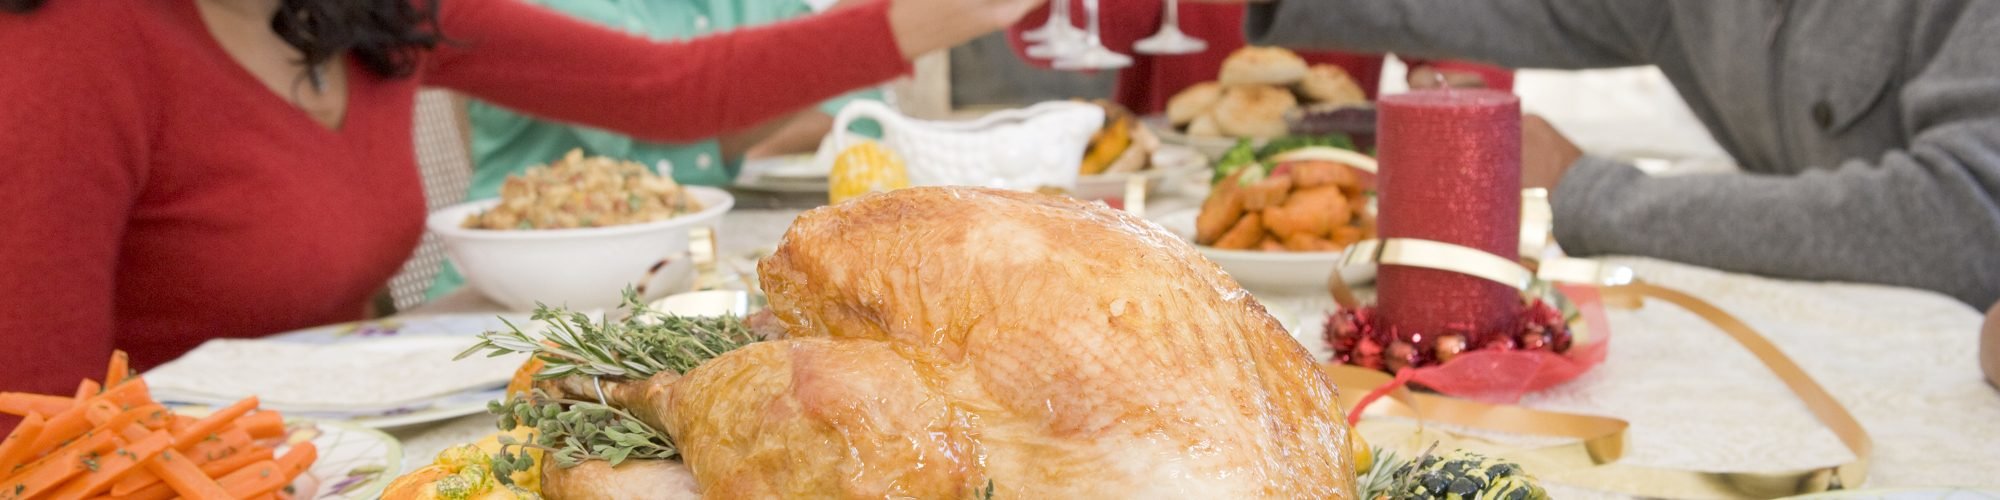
[1356,446,1405,500]
[455,287,760,380]
[487,389,677,479]
[457,287,761,476]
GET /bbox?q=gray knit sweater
[1246,0,2000,307]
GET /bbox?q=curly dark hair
[2,0,445,78]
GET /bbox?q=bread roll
[1299,64,1367,105]
[1219,47,1309,86]
[1187,112,1223,137]
[1167,82,1223,126]
[1213,85,1297,139]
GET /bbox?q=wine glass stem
[1052,0,1071,26]
[1163,0,1180,29]
[1083,0,1104,47]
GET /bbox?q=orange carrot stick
[33,381,153,453]
[143,448,230,500]
[274,442,314,479]
[214,460,285,498]
[0,412,46,476]
[44,430,171,500]
[0,430,117,500]
[73,380,100,402]
[0,394,72,418]
[106,424,231,500]
[194,447,270,477]
[171,397,256,451]
[104,480,174,500]
[187,429,251,465]
[103,352,131,388]
[235,412,286,441]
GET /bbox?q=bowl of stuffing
[427,149,733,311]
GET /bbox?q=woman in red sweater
[0,0,1036,395]
[1005,1,1511,114]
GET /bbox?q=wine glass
[1025,0,1085,60]
[1133,0,1206,55]
[1053,0,1132,70]
[1021,0,1084,43]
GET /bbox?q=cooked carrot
[105,423,231,500]
[73,379,101,402]
[142,448,230,500]
[89,381,153,414]
[43,430,172,500]
[28,409,93,458]
[83,400,121,426]
[165,415,196,435]
[274,442,314,479]
[195,447,270,477]
[33,381,152,453]
[171,397,256,451]
[236,411,286,440]
[0,413,46,476]
[215,460,285,498]
[187,429,251,465]
[103,480,174,500]
[0,430,117,500]
[103,351,131,388]
[0,393,72,418]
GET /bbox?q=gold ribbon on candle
[1321,187,1871,497]
[1324,282,1871,498]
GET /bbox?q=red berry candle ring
[1324,89,1631,404]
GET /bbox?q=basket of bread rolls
[1151,46,1374,160]
[1153,143,1379,293]
[1073,100,1208,201]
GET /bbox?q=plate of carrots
[0,351,401,500]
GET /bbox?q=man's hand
[1983,300,2000,390]
[1521,114,1582,189]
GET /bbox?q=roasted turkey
[548,187,1359,498]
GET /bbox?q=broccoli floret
[1212,139,1260,184]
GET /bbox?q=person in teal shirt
[430,0,882,299]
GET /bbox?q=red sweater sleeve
[423,0,911,143]
[0,1,153,396]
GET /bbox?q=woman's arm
[425,0,1034,143]
[0,2,154,394]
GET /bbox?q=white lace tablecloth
[390,207,2000,497]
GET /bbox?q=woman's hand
[889,0,1046,59]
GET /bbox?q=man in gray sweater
[1246,1,1999,308]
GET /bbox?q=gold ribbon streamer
[1323,281,1872,498]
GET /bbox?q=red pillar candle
[1374,89,1522,344]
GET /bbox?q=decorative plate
[288,419,403,500]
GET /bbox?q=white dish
[743,154,825,180]
[157,314,525,429]
[289,419,404,499]
[1782,488,2000,499]
[427,186,734,311]
[1072,145,1208,201]
[1153,209,1372,294]
[1144,114,1265,161]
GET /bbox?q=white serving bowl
[1072,145,1209,201]
[426,186,734,311]
[1153,209,1373,294]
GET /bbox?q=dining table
[381,187,2000,499]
